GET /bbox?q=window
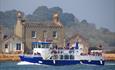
[43,31,47,40]
[64,55,69,59]
[53,31,57,38]
[32,44,35,50]
[32,31,36,38]
[70,55,74,59]
[42,44,45,48]
[46,44,50,48]
[5,44,8,48]
[38,44,41,48]
[60,55,63,59]
[16,43,21,50]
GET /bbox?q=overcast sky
[0,0,115,32]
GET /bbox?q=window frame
[32,31,36,38]
[16,43,21,50]
[52,31,58,38]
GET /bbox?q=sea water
[0,61,115,70]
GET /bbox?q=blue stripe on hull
[81,60,104,65]
[42,60,80,66]
[19,55,43,63]
[19,55,104,65]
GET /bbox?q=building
[14,11,89,53]
[0,25,24,54]
[0,25,3,53]
[67,33,89,54]
[14,11,64,52]
[2,35,24,54]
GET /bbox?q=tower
[14,11,25,39]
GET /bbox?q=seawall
[0,54,20,61]
[0,53,115,61]
[103,53,115,61]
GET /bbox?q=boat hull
[19,55,104,65]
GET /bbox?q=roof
[24,21,63,27]
[68,33,87,41]
[32,42,51,44]
[3,35,23,42]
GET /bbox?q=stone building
[14,11,64,52]
[14,11,89,53]
[67,33,89,54]
[0,25,3,53]
[2,36,24,54]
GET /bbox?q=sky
[0,0,115,32]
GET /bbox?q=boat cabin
[32,42,76,60]
[32,42,52,49]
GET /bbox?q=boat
[19,41,104,66]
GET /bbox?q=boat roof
[32,42,51,44]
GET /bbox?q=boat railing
[21,54,41,57]
[47,49,75,60]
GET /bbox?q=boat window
[32,44,35,49]
[38,44,41,48]
[60,55,63,59]
[42,44,45,48]
[46,44,50,48]
[69,50,74,54]
[64,55,69,59]
[35,44,37,48]
[70,55,74,59]
[49,44,51,48]
[41,44,51,48]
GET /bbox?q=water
[0,61,115,70]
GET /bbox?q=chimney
[16,11,24,23]
[53,12,60,24]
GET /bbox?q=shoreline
[0,53,115,62]
[0,54,20,61]
[103,53,115,61]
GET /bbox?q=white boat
[19,42,104,66]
